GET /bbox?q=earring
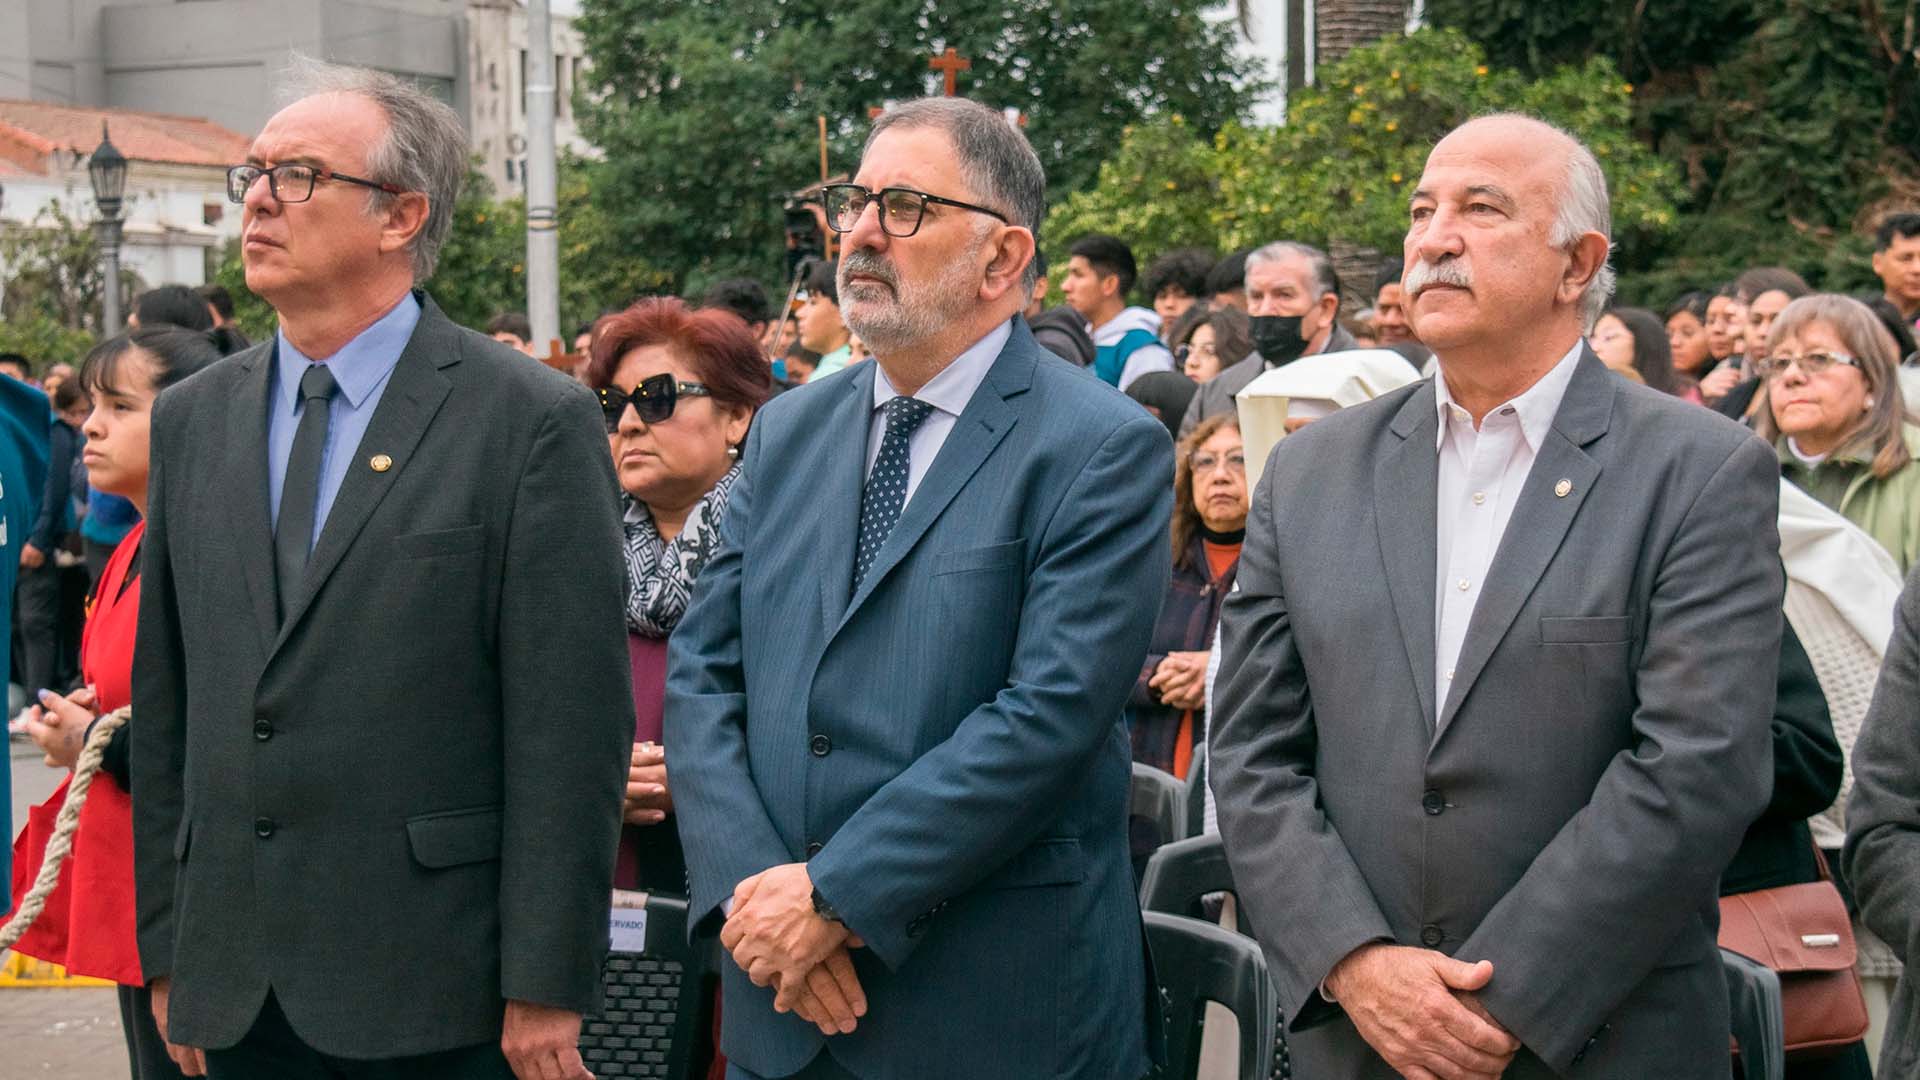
[1866,396,1876,409]
[727,444,740,460]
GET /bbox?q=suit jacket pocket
[932,538,1025,577]
[405,805,504,869]
[978,837,1086,891]
[1540,614,1633,644]
[393,524,485,560]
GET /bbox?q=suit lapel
[1375,385,1440,733]
[222,342,281,650]
[1435,351,1614,738]
[833,331,1033,634]
[272,302,455,651]
[816,362,878,634]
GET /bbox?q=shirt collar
[871,318,1012,418]
[1433,339,1584,452]
[275,292,423,412]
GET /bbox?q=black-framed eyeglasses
[821,183,1010,238]
[1188,451,1247,476]
[226,163,404,205]
[598,373,712,432]
[1755,350,1862,380]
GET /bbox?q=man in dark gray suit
[1177,240,1357,437]
[666,97,1170,1079]
[1211,113,1783,1078]
[132,61,631,1079]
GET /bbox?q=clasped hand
[1325,943,1522,1080]
[721,863,868,1036]
[14,685,99,770]
[1148,651,1209,711]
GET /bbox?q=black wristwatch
[811,886,842,924]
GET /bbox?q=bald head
[1403,113,1615,367]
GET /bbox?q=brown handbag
[1718,850,1870,1060]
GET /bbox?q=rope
[0,705,132,951]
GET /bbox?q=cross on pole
[538,338,579,373]
[929,47,971,97]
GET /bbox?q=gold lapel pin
[370,454,394,473]
[1554,478,1573,498]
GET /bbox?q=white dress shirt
[866,318,1011,501]
[1433,342,1583,712]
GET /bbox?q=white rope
[0,705,132,951]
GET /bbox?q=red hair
[585,297,773,419]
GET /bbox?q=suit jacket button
[1419,924,1444,947]
[254,817,276,839]
[1422,789,1445,815]
[805,842,823,859]
[253,719,274,741]
[809,734,832,757]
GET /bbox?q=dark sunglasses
[597,373,711,432]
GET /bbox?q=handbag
[1718,848,1870,1060]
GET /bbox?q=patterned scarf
[622,463,741,638]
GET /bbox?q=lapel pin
[1554,479,1572,498]
[370,454,394,473]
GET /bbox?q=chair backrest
[1722,947,1785,1080]
[1132,761,1189,854]
[1184,748,1210,839]
[1145,911,1278,1080]
[581,892,718,1080]
[1141,833,1235,918]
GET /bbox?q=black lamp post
[87,121,129,332]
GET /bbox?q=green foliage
[1426,0,1920,303]
[574,0,1265,296]
[0,311,94,372]
[0,200,138,342]
[1041,29,1680,284]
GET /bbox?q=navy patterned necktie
[854,396,936,590]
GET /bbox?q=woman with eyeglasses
[1759,294,1920,573]
[1125,415,1247,868]
[581,297,772,897]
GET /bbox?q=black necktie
[275,363,339,620]
[854,397,935,591]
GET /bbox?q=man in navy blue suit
[666,97,1173,1080]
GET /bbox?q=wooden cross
[929,47,971,97]
[538,338,581,373]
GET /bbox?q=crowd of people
[3,53,1920,1080]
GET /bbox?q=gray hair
[1244,241,1339,299]
[279,55,468,281]
[866,98,1047,289]
[1472,112,1617,332]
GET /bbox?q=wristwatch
[810,886,843,924]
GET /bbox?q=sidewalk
[8,739,128,1077]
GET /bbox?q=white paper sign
[609,892,649,953]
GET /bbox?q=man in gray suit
[132,62,631,1079]
[666,97,1171,1079]
[1211,114,1782,1078]
[1178,240,1357,437]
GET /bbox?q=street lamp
[87,121,128,333]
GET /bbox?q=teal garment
[810,343,854,378]
[1093,327,1161,387]
[0,375,52,909]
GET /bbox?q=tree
[1042,30,1681,303]
[573,0,1265,296]
[1424,0,1920,301]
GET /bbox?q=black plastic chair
[1132,761,1190,855]
[1184,748,1210,839]
[1722,947,1785,1080]
[1142,835,1292,1080]
[580,892,718,1080]
[1145,911,1278,1080]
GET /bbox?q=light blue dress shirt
[268,293,421,550]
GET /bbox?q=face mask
[1249,314,1310,367]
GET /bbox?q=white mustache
[1404,258,1472,295]
[838,252,897,291]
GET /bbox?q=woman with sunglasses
[1759,294,1920,574]
[581,297,772,897]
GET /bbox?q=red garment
[6,521,145,985]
